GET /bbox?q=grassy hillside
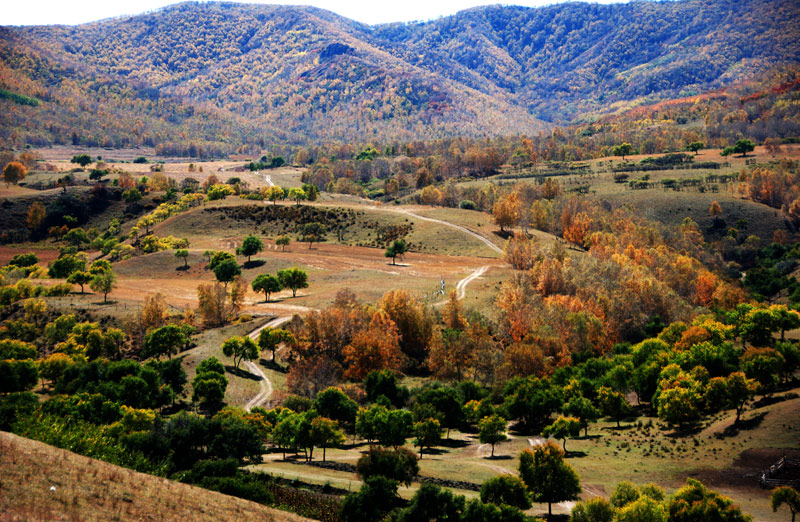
[0,431,310,521]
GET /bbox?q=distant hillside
[0,0,798,154]
[0,431,310,521]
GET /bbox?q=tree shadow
[422,447,449,456]
[261,358,288,373]
[224,365,262,380]
[493,230,513,240]
[604,424,635,432]
[485,455,512,461]
[753,392,798,409]
[565,450,588,458]
[243,260,266,269]
[175,265,190,271]
[439,438,470,449]
[716,412,768,439]
[665,424,704,438]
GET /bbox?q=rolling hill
[0,431,311,521]
[0,0,799,154]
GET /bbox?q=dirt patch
[0,246,59,265]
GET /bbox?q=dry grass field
[0,431,311,522]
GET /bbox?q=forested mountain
[1,0,798,155]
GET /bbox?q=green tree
[503,376,563,429]
[175,248,189,267]
[480,474,531,509]
[667,478,751,522]
[252,274,282,302]
[89,259,112,275]
[563,396,599,436]
[143,324,187,360]
[310,416,345,461]
[209,251,235,270]
[221,336,260,370]
[385,239,408,265]
[64,228,89,247]
[48,254,86,279]
[413,417,442,459]
[478,414,507,457]
[392,483,465,522]
[341,476,400,522]
[213,258,241,286]
[356,404,387,446]
[570,497,615,522]
[287,187,306,206]
[377,408,414,449]
[597,386,632,428]
[518,441,581,519]
[302,183,319,202]
[265,186,284,205]
[122,188,142,203]
[71,154,92,168]
[415,385,464,438]
[315,387,359,428]
[276,235,291,251]
[89,268,116,303]
[271,414,298,460]
[277,268,308,297]
[613,143,634,161]
[611,481,641,508]
[2,161,26,186]
[616,496,666,522]
[733,139,756,157]
[356,447,419,486]
[543,416,581,452]
[192,357,228,407]
[364,369,409,407]
[299,222,327,249]
[0,360,39,393]
[257,327,295,362]
[67,271,93,294]
[771,486,800,522]
[236,235,264,263]
[9,252,38,268]
[710,372,759,423]
[687,142,705,155]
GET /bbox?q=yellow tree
[26,202,46,231]
[2,161,26,186]
[493,191,521,233]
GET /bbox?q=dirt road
[244,315,292,411]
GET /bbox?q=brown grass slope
[0,431,311,522]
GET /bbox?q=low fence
[760,456,800,488]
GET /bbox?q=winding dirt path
[455,265,488,299]
[244,315,292,411]
[392,208,503,255]
[434,265,490,306]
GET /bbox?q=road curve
[244,315,292,411]
[455,265,489,299]
[376,207,503,255]
[434,265,490,307]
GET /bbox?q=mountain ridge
[1,0,798,154]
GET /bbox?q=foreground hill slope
[0,0,798,150]
[0,431,309,522]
